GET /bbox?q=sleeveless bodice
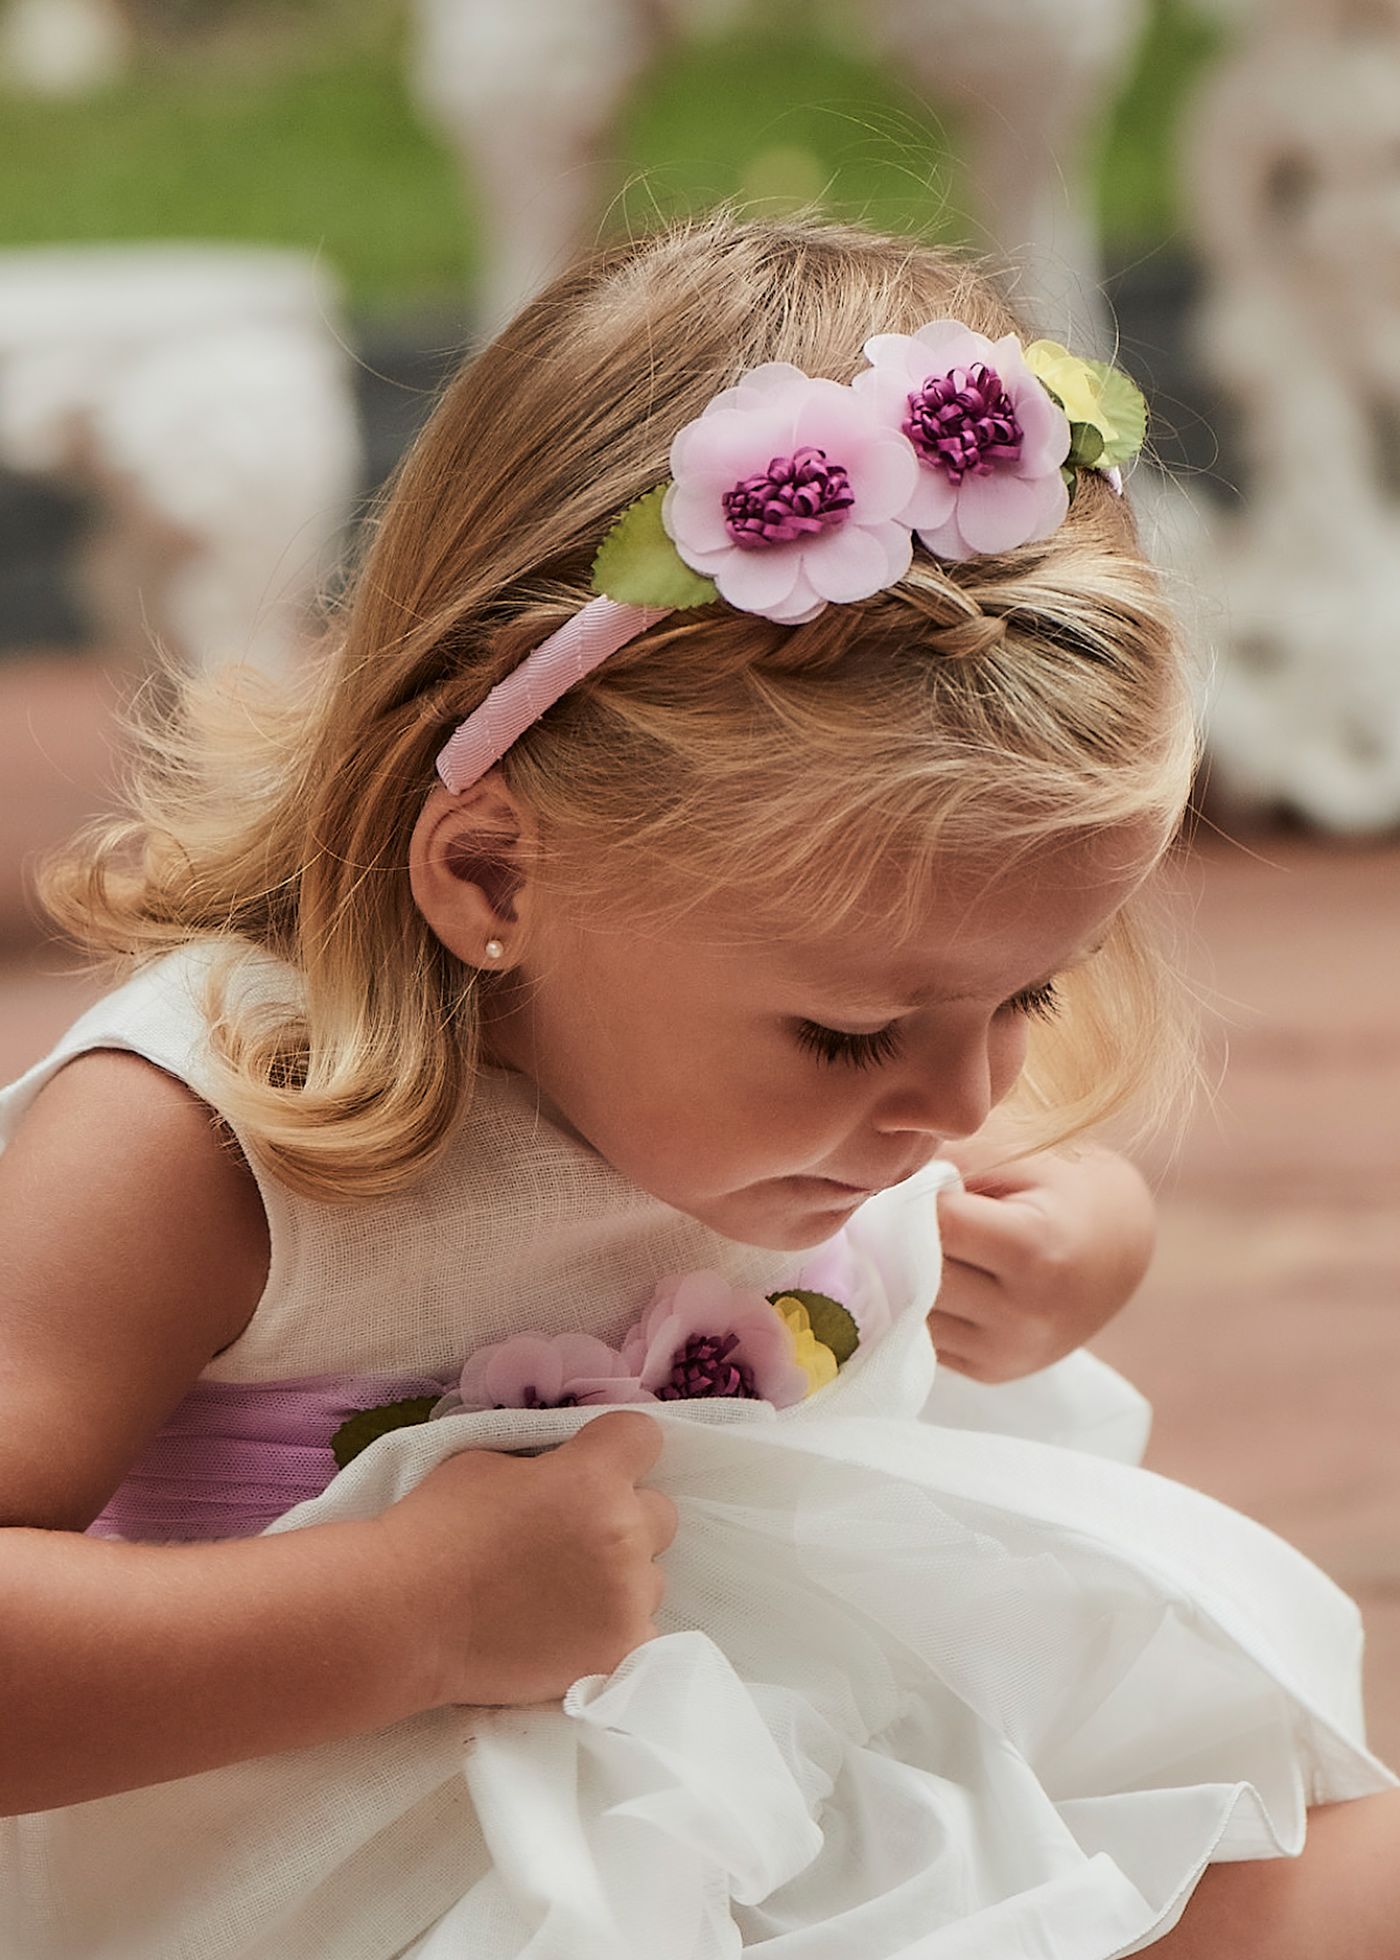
[0,943,801,1379]
[0,942,807,1536]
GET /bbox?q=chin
[752,1218,850,1252]
[692,1189,862,1254]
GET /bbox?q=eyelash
[794,1020,903,1069]
[793,981,1061,1070]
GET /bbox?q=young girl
[1,212,1395,1958]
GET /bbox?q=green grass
[1098,0,1226,247]
[0,11,470,310]
[0,0,1222,315]
[616,16,974,249]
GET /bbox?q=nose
[871,1031,996,1144]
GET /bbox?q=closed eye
[793,1021,902,1069]
[795,979,1061,1069]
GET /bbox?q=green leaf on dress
[331,1396,439,1469]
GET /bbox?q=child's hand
[376,1410,677,1710]
[929,1144,1155,1384]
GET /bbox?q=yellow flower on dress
[771,1295,840,1395]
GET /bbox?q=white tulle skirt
[5,1170,1393,1959]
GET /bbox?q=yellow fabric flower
[1024,340,1122,447]
[1027,341,1145,470]
[771,1295,839,1395]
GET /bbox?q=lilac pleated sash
[87,1370,452,1543]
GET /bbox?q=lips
[775,1175,873,1204]
[819,1156,936,1195]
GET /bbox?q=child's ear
[408,773,534,970]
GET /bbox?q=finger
[937,1187,1041,1278]
[636,1485,679,1553]
[930,1318,1040,1386]
[932,1346,994,1381]
[959,1154,1057,1199]
[931,1258,1005,1331]
[925,1309,995,1360]
[562,1408,664,1478]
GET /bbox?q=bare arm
[0,1052,674,1815]
[0,1515,433,1814]
[0,1051,426,1813]
[0,1050,270,1534]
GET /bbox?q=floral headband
[436,324,1146,793]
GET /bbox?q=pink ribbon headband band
[436,596,671,794]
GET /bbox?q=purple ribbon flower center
[903,364,1024,484]
[722,445,854,550]
[656,1330,760,1400]
[510,1384,581,1410]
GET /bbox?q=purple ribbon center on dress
[516,1385,581,1409]
[903,364,1024,483]
[656,1330,759,1400]
[722,446,854,548]
[86,1369,452,1543]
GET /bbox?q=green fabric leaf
[331,1395,439,1470]
[769,1288,861,1365]
[591,485,719,609]
[1081,359,1148,466]
[1066,421,1106,470]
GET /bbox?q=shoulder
[0,1048,270,1529]
[8,1046,270,1267]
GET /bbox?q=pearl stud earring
[483,938,505,962]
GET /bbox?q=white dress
[0,944,1393,1960]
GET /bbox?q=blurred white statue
[866,0,1148,357]
[0,246,362,677]
[1186,0,1400,830]
[0,0,129,95]
[410,0,1149,351]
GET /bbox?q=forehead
[708,827,1157,1005]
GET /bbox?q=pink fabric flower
[457,1332,656,1412]
[852,323,1071,562]
[795,1229,894,1348]
[662,362,918,624]
[620,1271,812,1409]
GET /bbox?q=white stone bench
[0,244,362,675]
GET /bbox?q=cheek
[520,943,860,1193]
[659,1044,841,1165]
[551,1015,768,1170]
[624,1031,861,1194]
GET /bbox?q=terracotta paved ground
[3,652,1398,1766]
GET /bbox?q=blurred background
[1,0,1397,1755]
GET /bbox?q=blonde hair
[40,210,1199,1202]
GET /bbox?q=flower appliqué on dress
[330,1275,862,1464]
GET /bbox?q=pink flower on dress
[662,362,919,624]
[457,1332,656,1412]
[795,1229,894,1348]
[853,323,1071,562]
[620,1271,812,1409]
